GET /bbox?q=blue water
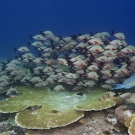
[0,0,135,58]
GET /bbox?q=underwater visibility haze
[0,0,135,58]
[1,0,135,135]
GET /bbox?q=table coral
[0,86,116,129]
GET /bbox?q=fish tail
[38,52,42,57]
[39,30,43,34]
[28,59,32,62]
[111,30,115,35]
[90,32,94,36]
[113,84,124,90]
[7,59,11,63]
[71,34,77,39]
[13,48,17,52]
[27,42,31,46]
[29,35,33,40]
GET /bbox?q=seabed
[0,85,133,135]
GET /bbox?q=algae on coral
[0,86,116,129]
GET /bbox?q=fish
[121,47,133,53]
[72,86,83,91]
[70,57,82,62]
[105,79,116,84]
[102,32,110,37]
[103,50,116,57]
[87,71,99,80]
[94,32,106,39]
[101,84,113,90]
[43,67,53,73]
[77,34,90,41]
[0,80,10,87]
[33,57,44,64]
[30,41,44,47]
[22,53,35,59]
[0,30,135,90]
[85,80,96,87]
[101,70,112,77]
[113,73,135,90]
[42,30,54,35]
[54,85,65,91]
[102,62,114,70]
[57,58,68,66]
[111,31,125,39]
[65,73,78,78]
[87,65,99,71]
[35,81,48,87]
[6,87,17,96]
[96,56,108,62]
[14,46,29,52]
[110,39,122,46]
[115,68,129,75]
[88,38,103,45]
[104,44,118,50]
[29,77,42,84]
[29,34,47,40]
[88,45,104,53]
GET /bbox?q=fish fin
[124,73,135,84]
[38,52,42,57]
[1,67,5,71]
[57,45,62,50]
[58,36,63,40]
[111,30,115,35]
[29,35,33,40]
[7,59,11,63]
[28,59,32,62]
[18,53,22,58]
[124,86,132,89]
[90,32,94,36]
[13,48,17,52]
[34,47,38,51]
[112,84,124,90]
[39,30,43,34]
[41,60,45,65]
[27,42,31,46]
[71,34,77,39]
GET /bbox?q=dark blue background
[0,0,135,58]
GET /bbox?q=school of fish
[1,30,135,94]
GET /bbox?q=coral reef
[0,107,131,135]
[126,93,135,104]
[115,105,134,125]
[124,114,135,128]
[0,86,116,129]
[128,117,135,135]
[1,30,135,134]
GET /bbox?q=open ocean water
[0,0,135,58]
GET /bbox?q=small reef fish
[14,46,29,52]
[6,87,17,96]
[1,29,135,91]
[54,85,65,91]
[57,58,68,66]
[111,30,125,39]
